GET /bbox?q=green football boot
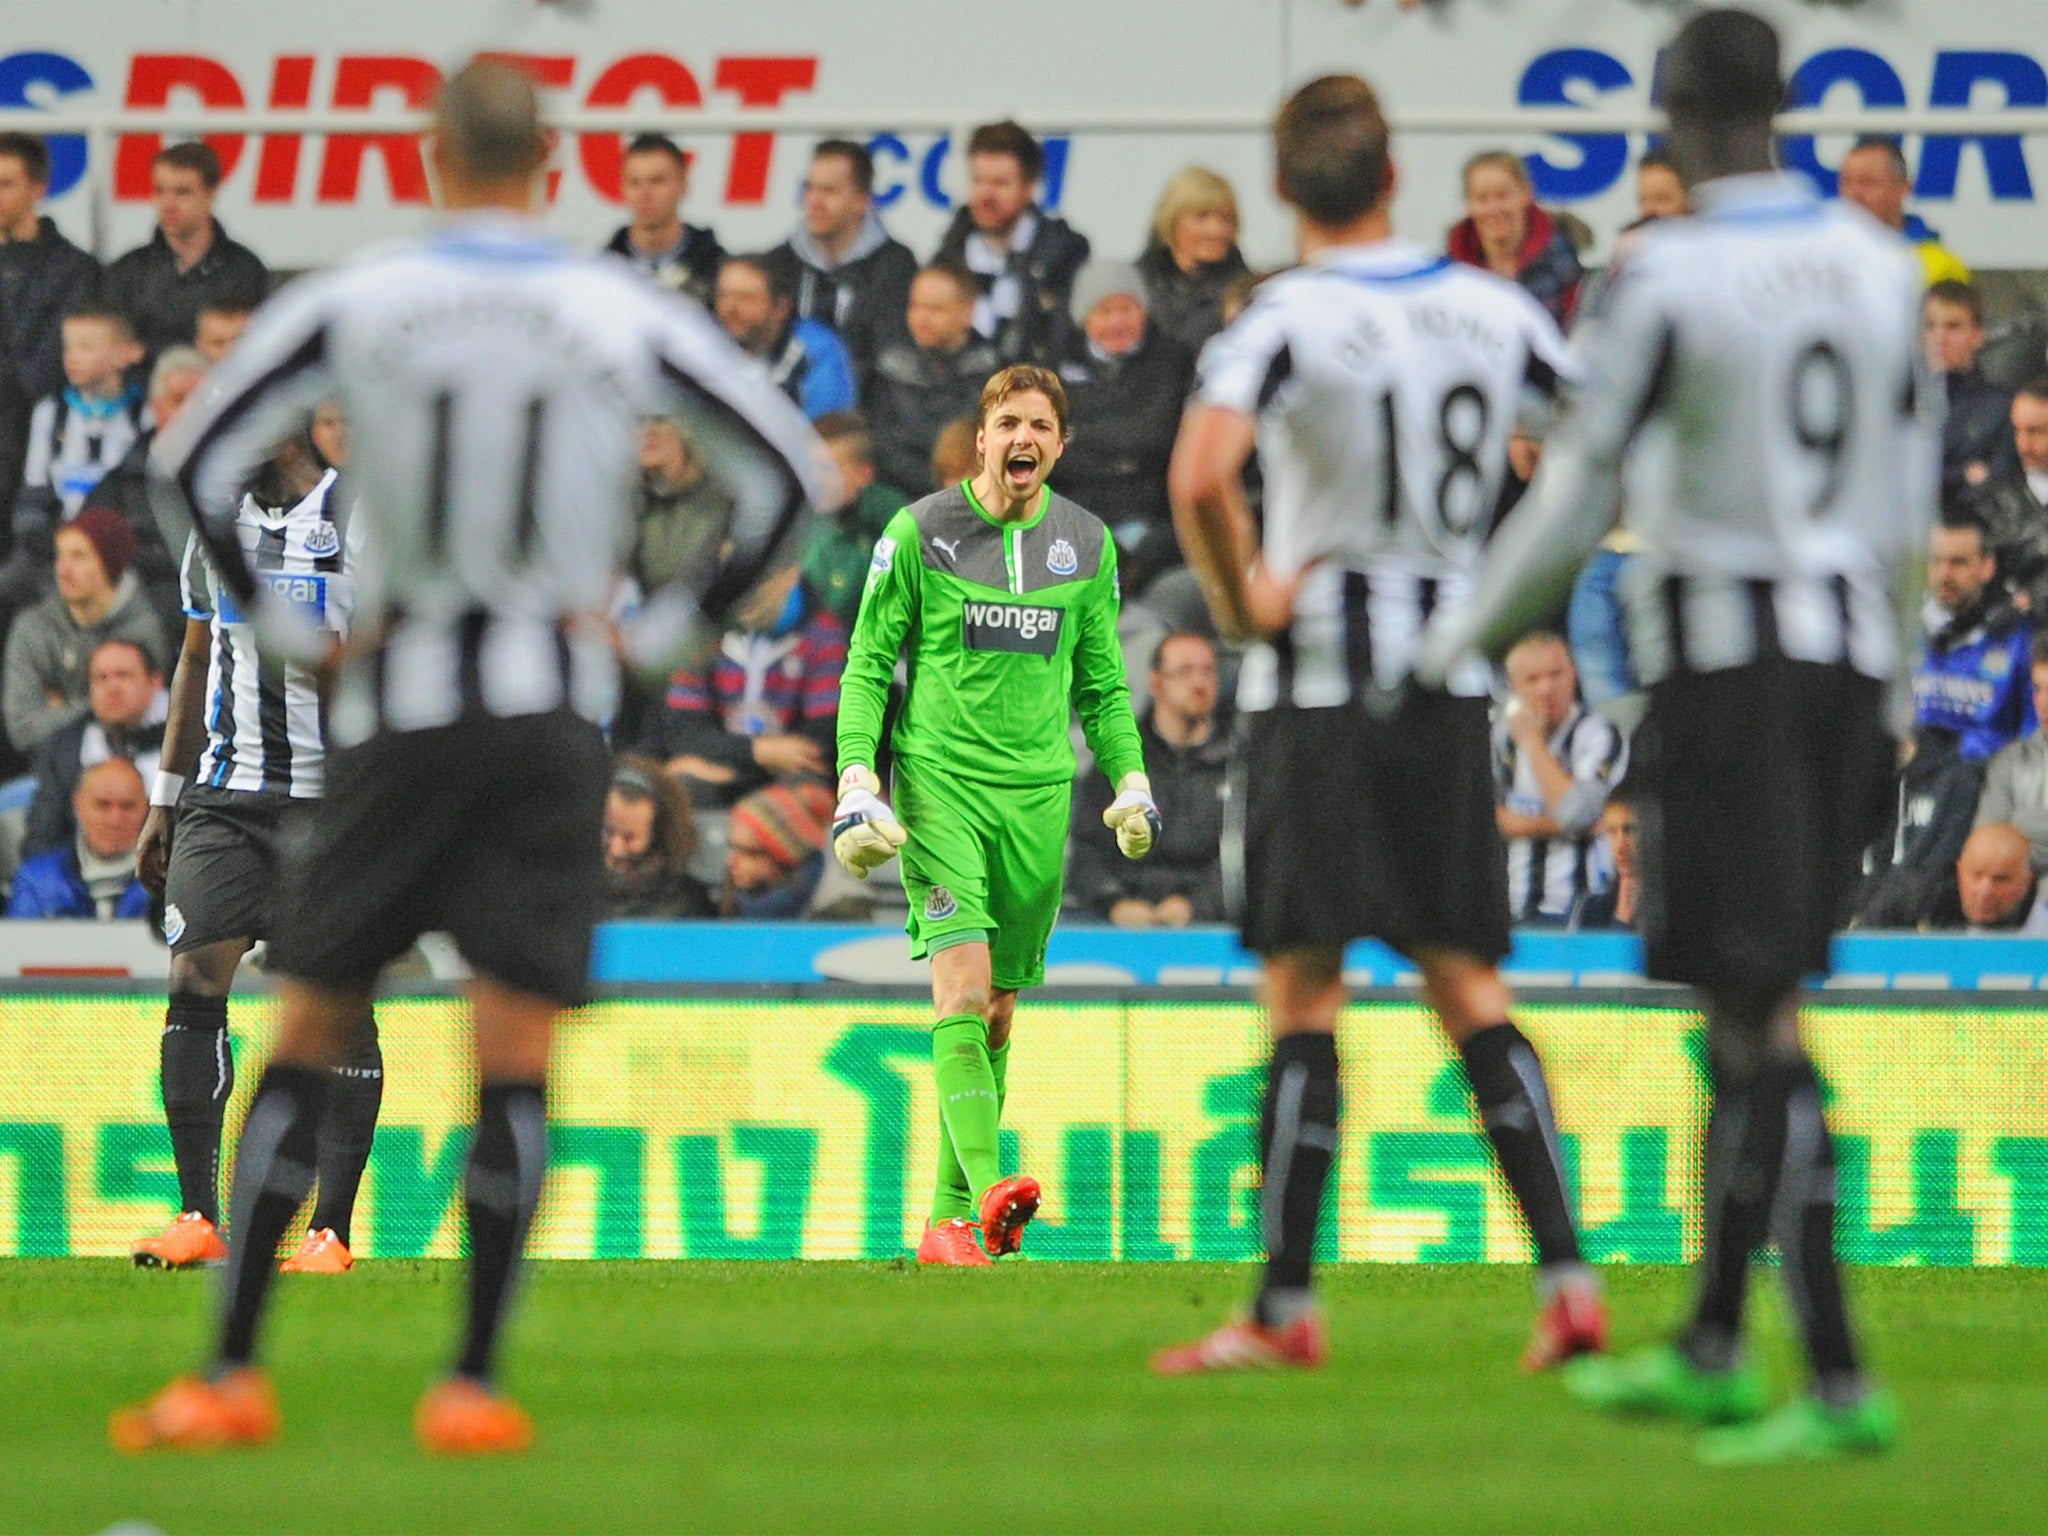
[1697,1390,1900,1467]
[1564,1344,1768,1425]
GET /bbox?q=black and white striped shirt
[1194,238,1577,711]
[181,469,354,797]
[1491,703,1627,921]
[149,212,827,749]
[1425,175,1941,694]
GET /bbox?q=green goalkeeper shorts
[894,760,1072,992]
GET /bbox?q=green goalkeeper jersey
[837,480,1145,790]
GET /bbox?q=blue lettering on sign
[864,132,1073,213]
[1518,48,1635,202]
[0,53,92,199]
[1923,51,2047,200]
[216,574,328,628]
[1782,48,1909,194]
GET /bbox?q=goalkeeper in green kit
[833,364,1160,1265]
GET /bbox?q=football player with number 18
[831,364,1158,1266]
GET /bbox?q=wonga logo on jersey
[961,601,1063,658]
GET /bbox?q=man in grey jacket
[2,505,165,754]
[1975,630,2048,869]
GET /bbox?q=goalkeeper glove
[831,765,907,879]
[1102,771,1162,860]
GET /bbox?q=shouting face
[977,388,1066,503]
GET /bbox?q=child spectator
[14,304,145,549]
[802,412,908,629]
[720,779,834,918]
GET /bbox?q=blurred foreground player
[113,59,824,1455]
[1156,73,1603,1376]
[1418,9,1930,1463]
[130,419,384,1277]
[831,366,1156,1264]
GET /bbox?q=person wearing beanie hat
[2,503,167,752]
[1048,261,1194,598]
[722,779,835,917]
[1065,261,1146,332]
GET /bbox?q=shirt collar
[1689,172,1819,219]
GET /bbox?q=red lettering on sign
[318,55,442,204]
[114,55,246,201]
[713,56,817,204]
[254,56,314,204]
[579,53,703,203]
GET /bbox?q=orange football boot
[916,1217,992,1266]
[1522,1278,1609,1373]
[977,1174,1041,1258]
[109,1369,280,1453]
[131,1211,228,1270]
[1151,1312,1329,1376]
[280,1228,354,1274]
[414,1377,534,1456]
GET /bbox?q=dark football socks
[216,1064,329,1370]
[457,1083,548,1385]
[161,995,235,1224]
[1458,1024,1584,1271]
[309,1025,384,1248]
[1253,1031,1341,1328]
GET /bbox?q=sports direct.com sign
[7,0,2048,270]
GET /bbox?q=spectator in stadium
[82,345,206,637]
[603,754,712,919]
[929,416,981,490]
[1856,820,2048,933]
[1135,166,1250,357]
[4,756,149,919]
[3,507,166,754]
[1447,150,1582,329]
[1572,778,1640,930]
[102,142,267,366]
[715,253,856,421]
[1492,632,1627,925]
[600,133,723,305]
[1635,147,1690,220]
[803,412,907,629]
[1048,261,1194,597]
[192,300,250,366]
[763,140,918,394]
[1070,631,1228,927]
[868,264,1001,495]
[1926,281,2014,494]
[643,564,845,809]
[720,779,834,918]
[1970,377,2048,613]
[933,121,1091,363]
[0,131,100,552]
[1975,631,2048,872]
[1915,506,2035,763]
[12,303,145,543]
[630,415,733,598]
[1836,136,1969,288]
[21,635,163,857]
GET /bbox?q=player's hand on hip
[1242,557,1313,639]
[832,765,907,879]
[1103,771,1163,860]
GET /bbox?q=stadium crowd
[0,119,2039,936]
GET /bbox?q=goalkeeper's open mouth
[1003,451,1040,490]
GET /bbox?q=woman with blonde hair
[1137,165,1249,353]
[1447,149,1583,328]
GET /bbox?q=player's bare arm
[135,617,212,895]
[1168,405,1306,640]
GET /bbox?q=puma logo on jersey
[931,537,961,563]
[962,601,1063,657]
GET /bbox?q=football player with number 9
[833,365,1156,1266]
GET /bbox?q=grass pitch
[2,1261,2042,1534]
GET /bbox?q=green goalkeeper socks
[931,1014,1002,1215]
